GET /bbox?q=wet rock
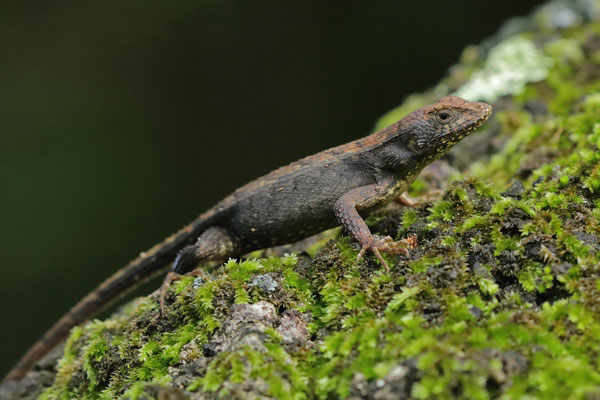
[524,99,549,116]
[469,306,485,320]
[574,230,598,246]
[201,342,217,358]
[348,362,420,400]
[551,262,572,276]
[277,310,309,350]
[213,301,277,353]
[502,180,525,199]
[0,371,54,400]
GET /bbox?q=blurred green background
[0,1,543,376]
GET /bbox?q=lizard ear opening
[406,133,421,152]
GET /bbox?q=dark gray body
[217,149,387,250]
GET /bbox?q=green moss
[188,342,308,399]
[456,214,488,234]
[408,179,428,197]
[38,13,600,400]
[427,200,456,222]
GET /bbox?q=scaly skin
[5,96,491,381]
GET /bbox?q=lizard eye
[435,109,455,124]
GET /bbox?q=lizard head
[402,96,492,161]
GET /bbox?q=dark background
[0,1,543,376]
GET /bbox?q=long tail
[4,218,209,381]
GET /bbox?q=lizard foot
[394,190,443,207]
[356,235,417,272]
[160,269,207,316]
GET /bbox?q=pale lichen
[454,36,554,103]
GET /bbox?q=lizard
[4,96,491,381]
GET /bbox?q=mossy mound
[6,2,600,400]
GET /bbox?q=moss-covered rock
[4,1,600,399]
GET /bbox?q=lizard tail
[4,218,210,382]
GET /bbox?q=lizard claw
[356,234,417,272]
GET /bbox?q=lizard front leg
[334,180,416,272]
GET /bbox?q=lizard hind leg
[172,227,237,274]
[160,227,236,314]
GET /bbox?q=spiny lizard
[5,96,491,381]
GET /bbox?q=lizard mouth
[450,102,492,140]
[466,102,493,132]
[477,102,493,125]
